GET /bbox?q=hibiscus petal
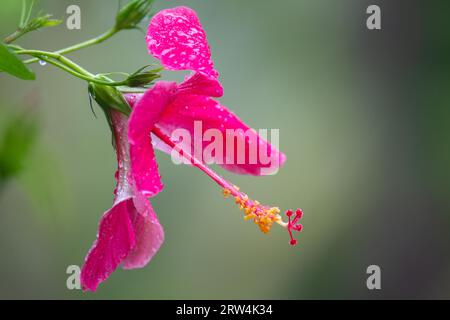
[147,6,218,78]
[81,199,136,292]
[122,192,164,269]
[156,95,286,175]
[178,72,223,97]
[127,81,177,146]
[128,139,164,197]
[127,82,176,196]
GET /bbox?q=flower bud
[22,14,62,33]
[88,80,131,116]
[126,66,162,87]
[115,0,154,31]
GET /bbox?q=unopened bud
[23,14,62,33]
[88,79,131,116]
[126,65,162,87]
[115,0,154,31]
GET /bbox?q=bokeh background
[0,0,449,299]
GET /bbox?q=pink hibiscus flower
[81,6,302,292]
[80,110,164,291]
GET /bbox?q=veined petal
[147,6,218,78]
[81,199,136,292]
[126,85,176,196]
[156,95,286,175]
[122,192,164,269]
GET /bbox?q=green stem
[23,27,118,65]
[19,0,27,27]
[23,0,36,27]
[17,49,93,75]
[29,55,94,82]
[16,49,129,86]
[4,0,37,43]
[3,30,24,44]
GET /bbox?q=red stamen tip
[285,208,303,246]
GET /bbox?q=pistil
[152,125,303,245]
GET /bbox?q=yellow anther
[221,186,282,235]
[222,188,231,198]
[270,207,280,214]
[244,214,256,221]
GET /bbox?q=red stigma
[286,208,303,246]
[295,209,303,219]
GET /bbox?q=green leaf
[0,42,35,80]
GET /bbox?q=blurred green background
[0,0,449,299]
